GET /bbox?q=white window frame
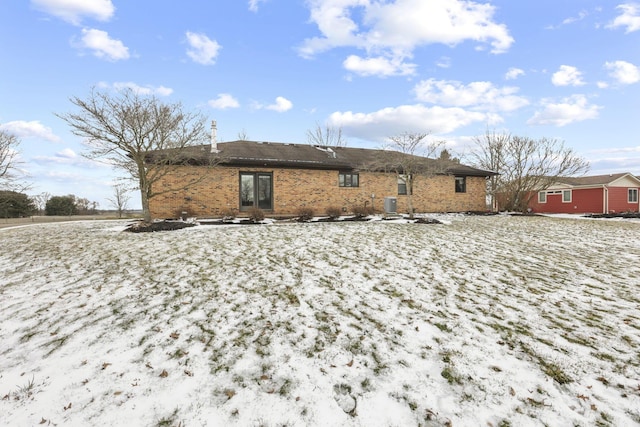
[562,189,572,203]
[538,191,547,203]
[629,188,639,203]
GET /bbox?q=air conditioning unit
[384,197,397,214]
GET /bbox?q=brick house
[147,139,495,219]
[526,172,640,214]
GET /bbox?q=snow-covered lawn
[1,215,639,426]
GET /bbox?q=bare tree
[237,129,249,140]
[0,128,28,191]
[31,192,51,215]
[74,196,98,214]
[469,129,509,211]
[57,88,211,222]
[306,122,347,147]
[374,132,446,218]
[107,183,131,218]
[470,130,589,212]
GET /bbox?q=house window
[562,189,571,203]
[538,191,547,203]
[339,172,359,187]
[629,188,639,203]
[455,176,466,193]
[398,175,411,195]
[240,172,272,211]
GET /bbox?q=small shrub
[296,206,315,222]
[325,206,342,219]
[175,208,194,220]
[247,206,265,223]
[351,205,373,218]
[220,208,236,221]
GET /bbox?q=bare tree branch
[107,183,131,218]
[366,131,447,218]
[57,88,211,222]
[0,128,30,191]
[306,122,347,147]
[470,130,589,212]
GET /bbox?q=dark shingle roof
[148,140,496,177]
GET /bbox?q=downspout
[603,184,608,214]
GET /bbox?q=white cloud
[605,60,640,84]
[56,148,78,159]
[551,65,585,86]
[111,82,173,96]
[413,79,529,112]
[77,28,129,61]
[31,0,114,25]
[0,120,61,142]
[590,145,640,154]
[208,94,240,109]
[527,95,601,127]
[328,104,488,141]
[266,97,293,112]
[607,3,640,33]
[588,155,640,174]
[248,0,267,12]
[505,67,524,80]
[436,56,452,69]
[185,32,221,65]
[299,0,513,74]
[343,55,416,77]
[562,10,588,25]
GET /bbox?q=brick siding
[149,165,488,218]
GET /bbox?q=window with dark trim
[455,176,466,193]
[339,172,359,187]
[240,172,273,210]
[629,188,639,203]
[398,175,411,195]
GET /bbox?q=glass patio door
[240,172,272,211]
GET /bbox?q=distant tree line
[0,191,98,218]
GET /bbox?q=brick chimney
[211,120,219,153]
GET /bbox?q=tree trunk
[141,188,152,223]
[407,178,415,219]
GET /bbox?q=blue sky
[1,0,640,209]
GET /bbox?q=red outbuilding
[528,172,640,214]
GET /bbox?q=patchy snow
[1,215,639,426]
